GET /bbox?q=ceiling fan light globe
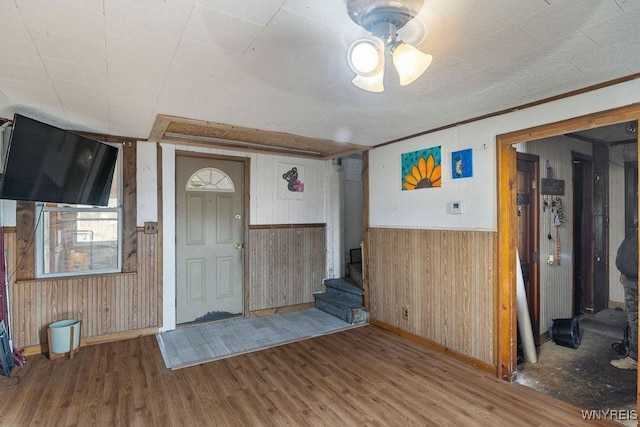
[352,72,385,93]
[347,38,385,77]
[392,42,432,85]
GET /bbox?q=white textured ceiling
[1,0,639,146]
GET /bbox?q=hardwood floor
[0,325,615,426]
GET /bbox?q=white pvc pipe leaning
[517,249,537,363]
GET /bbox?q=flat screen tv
[0,114,118,206]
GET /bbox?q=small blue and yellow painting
[401,146,442,190]
[451,148,473,179]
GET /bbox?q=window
[36,148,122,277]
[186,167,235,192]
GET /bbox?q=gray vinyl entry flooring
[156,308,365,370]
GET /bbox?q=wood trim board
[151,114,370,160]
[249,223,326,229]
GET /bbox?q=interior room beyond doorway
[498,107,639,415]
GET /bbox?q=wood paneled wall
[368,228,496,366]
[248,224,325,311]
[5,229,159,349]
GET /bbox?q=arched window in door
[186,167,235,192]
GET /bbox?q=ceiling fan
[346,0,432,93]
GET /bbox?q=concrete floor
[516,308,637,424]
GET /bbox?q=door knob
[234,243,244,249]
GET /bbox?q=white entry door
[176,156,244,324]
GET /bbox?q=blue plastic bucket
[49,319,81,354]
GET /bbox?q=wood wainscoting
[4,228,160,351]
[248,224,325,312]
[368,228,497,367]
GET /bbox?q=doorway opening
[516,153,540,350]
[572,153,594,316]
[497,107,640,412]
[342,153,364,286]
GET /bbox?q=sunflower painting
[401,146,442,190]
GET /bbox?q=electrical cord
[7,206,44,285]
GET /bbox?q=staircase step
[314,293,367,325]
[325,288,363,306]
[324,278,363,296]
[324,277,364,307]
